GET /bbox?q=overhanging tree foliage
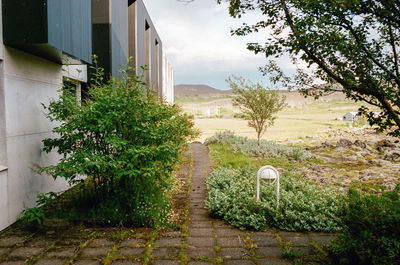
[218,0,400,135]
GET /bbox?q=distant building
[0,0,173,231]
[343,112,359,121]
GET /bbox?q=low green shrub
[39,60,197,226]
[330,187,400,265]
[205,131,311,161]
[206,166,342,232]
[20,192,58,225]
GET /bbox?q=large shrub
[330,187,400,265]
[205,131,311,161]
[39,64,197,226]
[206,166,341,232]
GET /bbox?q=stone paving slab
[217,237,246,247]
[255,246,283,258]
[186,247,217,258]
[251,235,280,247]
[57,238,84,246]
[154,238,183,247]
[215,228,246,237]
[46,247,76,258]
[25,238,56,248]
[188,228,214,237]
[88,238,115,247]
[151,260,180,265]
[0,261,27,265]
[35,259,67,265]
[0,237,26,247]
[219,247,251,259]
[187,237,215,247]
[222,260,257,265]
[258,258,292,265]
[121,238,147,247]
[112,260,142,264]
[73,260,101,265]
[9,247,44,259]
[187,262,214,265]
[151,247,179,258]
[80,247,111,258]
[0,249,9,257]
[119,247,145,257]
[188,221,213,228]
[280,234,311,246]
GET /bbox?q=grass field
[178,96,375,142]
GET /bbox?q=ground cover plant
[205,130,311,161]
[205,131,341,232]
[36,61,197,227]
[206,166,342,232]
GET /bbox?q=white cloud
[142,0,295,87]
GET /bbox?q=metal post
[256,165,280,208]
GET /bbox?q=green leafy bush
[205,131,311,160]
[20,192,58,225]
[39,62,197,226]
[330,187,400,265]
[206,166,342,232]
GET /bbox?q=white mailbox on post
[256,165,280,206]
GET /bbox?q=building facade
[0,0,173,231]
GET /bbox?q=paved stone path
[0,143,335,265]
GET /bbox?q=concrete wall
[0,46,87,231]
[131,0,163,95]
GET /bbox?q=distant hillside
[175,84,233,97]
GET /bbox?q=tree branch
[388,24,400,78]
[341,18,400,88]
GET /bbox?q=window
[63,77,83,103]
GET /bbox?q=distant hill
[175,84,233,97]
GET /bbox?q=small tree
[227,76,286,145]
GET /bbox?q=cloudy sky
[142,0,293,90]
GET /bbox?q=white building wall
[0,46,87,231]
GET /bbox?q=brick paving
[0,143,335,264]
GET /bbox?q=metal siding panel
[111,0,128,77]
[63,1,72,55]
[47,0,92,63]
[71,1,81,58]
[47,0,62,50]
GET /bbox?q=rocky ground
[289,127,400,193]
